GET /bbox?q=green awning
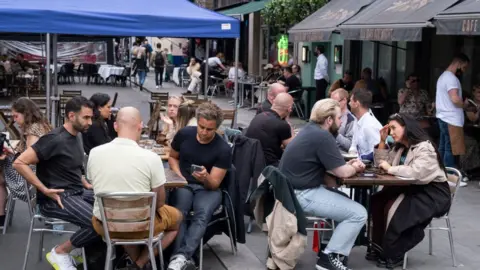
[220,0,268,17]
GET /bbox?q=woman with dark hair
[367,113,451,268]
[82,93,112,154]
[0,98,51,226]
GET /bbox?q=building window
[396,42,407,91]
[378,42,393,93]
[361,41,375,74]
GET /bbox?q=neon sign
[277,35,289,66]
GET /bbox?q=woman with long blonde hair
[176,99,197,131]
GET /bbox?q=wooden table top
[341,174,417,186]
[164,168,187,189]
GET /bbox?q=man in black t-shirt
[246,93,294,166]
[168,102,232,270]
[282,66,301,91]
[14,96,97,270]
[279,98,367,270]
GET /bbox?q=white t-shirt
[207,57,222,68]
[435,71,464,127]
[88,138,166,219]
[228,67,245,80]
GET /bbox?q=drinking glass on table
[144,140,154,150]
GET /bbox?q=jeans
[137,70,146,86]
[438,119,455,167]
[169,184,222,259]
[295,186,367,256]
[155,67,164,86]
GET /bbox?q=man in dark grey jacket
[331,88,356,152]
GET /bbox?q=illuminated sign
[277,35,289,66]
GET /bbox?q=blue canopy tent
[0,0,241,126]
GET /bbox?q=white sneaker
[156,85,159,89]
[460,182,467,187]
[168,255,187,270]
[46,246,77,270]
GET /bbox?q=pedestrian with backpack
[150,43,167,89]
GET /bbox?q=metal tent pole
[52,34,58,127]
[204,40,209,96]
[45,34,51,123]
[233,38,239,128]
[39,34,44,92]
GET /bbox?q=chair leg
[38,231,45,261]
[147,244,157,270]
[199,238,203,270]
[428,223,433,255]
[3,195,13,234]
[445,217,457,267]
[225,215,236,254]
[247,217,253,234]
[403,253,408,269]
[22,217,35,270]
[105,243,113,270]
[158,238,164,270]
[8,199,15,226]
[82,247,88,270]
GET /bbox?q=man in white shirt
[228,62,245,81]
[314,45,329,101]
[88,107,182,269]
[435,53,470,168]
[206,52,226,72]
[331,88,356,152]
[348,88,382,161]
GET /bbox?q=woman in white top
[186,57,201,94]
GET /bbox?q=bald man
[88,107,182,269]
[246,93,295,166]
[256,82,287,114]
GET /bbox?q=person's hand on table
[348,159,365,172]
[378,160,391,171]
[192,166,207,183]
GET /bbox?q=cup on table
[144,140,155,150]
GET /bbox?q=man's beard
[329,122,340,138]
[72,117,86,132]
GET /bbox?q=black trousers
[315,79,328,101]
[155,67,164,86]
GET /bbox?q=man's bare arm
[168,149,184,179]
[204,167,227,190]
[152,185,166,209]
[331,164,357,179]
[448,89,464,108]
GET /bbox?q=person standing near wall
[314,45,329,101]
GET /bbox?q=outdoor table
[98,65,124,82]
[334,172,416,246]
[238,80,259,108]
[164,168,187,189]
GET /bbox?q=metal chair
[96,192,164,270]
[207,76,224,100]
[197,189,236,270]
[22,177,87,270]
[306,216,336,252]
[402,167,462,269]
[288,89,305,119]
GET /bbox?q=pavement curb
[207,235,265,270]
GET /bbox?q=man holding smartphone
[167,103,232,270]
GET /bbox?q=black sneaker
[316,252,351,270]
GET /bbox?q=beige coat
[376,141,447,185]
[375,141,448,227]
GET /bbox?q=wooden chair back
[182,93,199,101]
[62,90,82,97]
[222,109,236,128]
[151,92,169,106]
[97,192,156,233]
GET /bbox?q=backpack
[154,52,165,67]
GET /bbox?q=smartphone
[360,173,377,178]
[191,164,203,173]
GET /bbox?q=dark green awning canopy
[435,0,480,36]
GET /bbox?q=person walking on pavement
[314,45,329,101]
[136,47,148,91]
[151,43,167,89]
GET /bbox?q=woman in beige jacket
[368,113,451,269]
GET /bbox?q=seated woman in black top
[82,93,112,154]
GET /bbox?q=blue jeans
[137,70,146,85]
[295,186,367,256]
[169,184,222,259]
[438,119,456,167]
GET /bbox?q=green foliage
[262,0,328,30]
